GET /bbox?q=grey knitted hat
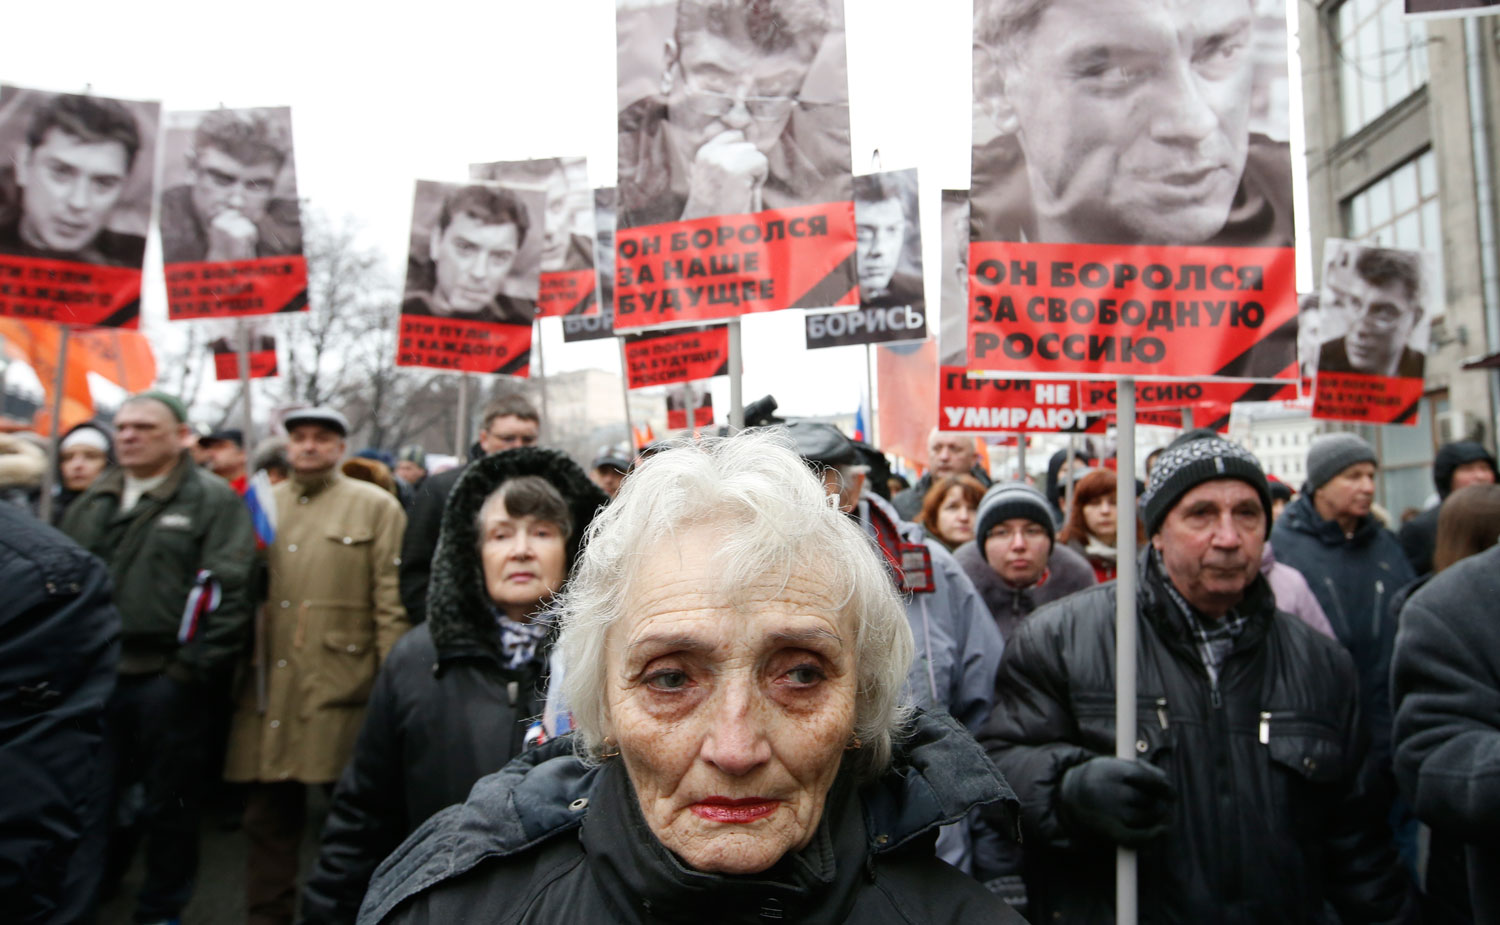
[1140,435,1271,536]
[1306,433,1378,495]
[976,482,1055,560]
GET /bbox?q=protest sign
[0,86,159,327]
[805,169,926,349]
[395,179,543,375]
[623,323,729,389]
[966,1,1298,381]
[1311,240,1436,426]
[211,325,277,381]
[471,156,596,318]
[613,0,857,330]
[160,107,307,320]
[564,188,618,343]
[666,382,715,430]
[937,189,1086,434]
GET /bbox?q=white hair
[556,429,915,775]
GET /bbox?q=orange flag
[0,319,96,434]
[876,340,938,468]
[72,327,156,392]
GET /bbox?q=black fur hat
[426,447,608,656]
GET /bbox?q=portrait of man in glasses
[159,107,303,264]
[1317,243,1428,379]
[616,0,853,230]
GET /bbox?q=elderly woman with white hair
[357,432,1022,924]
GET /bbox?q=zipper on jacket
[1259,711,1271,744]
[1156,698,1170,730]
[1372,579,1385,640]
[507,680,518,706]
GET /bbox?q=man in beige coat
[224,407,408,925]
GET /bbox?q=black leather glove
[1059,757,1175,847]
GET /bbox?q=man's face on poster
[666,30,812,155]
[16,128,130,254]
[1326,270,1422,375]
[431,213,520,313]
[990,0,1254,245]
[190,145,279,226]
[856,197,905,300]
[540,171,576,272]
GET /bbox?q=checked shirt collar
[1152,548,1250,686]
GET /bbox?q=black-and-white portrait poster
[939,188,970,370]
[1311,239,1438,425]
[804,169,926,349]
[615,0,853,230]
[564,187,618,343]
[160,106,307,321]
[0,85,159,327]
[395,179,544,375]
[470,156,597,317]
[1405,0,1500,19]
[970,0,1293,248]
[612,0,859,330]
[966,0,1301,381]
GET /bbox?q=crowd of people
[5,389,1500,924]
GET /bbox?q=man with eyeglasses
[160,108,303,264]
[617,0,847,228]
[970,0,1293,248]
[1317,246,1426,378]
[399,393,542,624]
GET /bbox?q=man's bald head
[928,429,979,478]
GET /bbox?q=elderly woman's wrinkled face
[604,529,858,875]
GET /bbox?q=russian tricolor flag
[245,470,277,549]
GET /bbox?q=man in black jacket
[1398,440,1497,575]
[398,394,540,623]
[981,434,1413,923]
[1393,542,1500,922]
[0,505,119,924]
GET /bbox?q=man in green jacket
[61,390,254,924]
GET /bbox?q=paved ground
[101,788,327,925]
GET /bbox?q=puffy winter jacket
[1393,543,1500,923]
[0,505,119,923]
[980,551,1415,924]
[301,449,607,925]
[1272,493,1415,792]
[358,711,1025,925]
[951,538,1095,643]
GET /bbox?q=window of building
[1335,0,1428,136]
[1346,150,1440,251]
[1345,150,1442,275]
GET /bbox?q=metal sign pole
[454,373,470,458]
[1115,377,1139,925]
[237,321,255,449]
[865,342,876,446]
[728,318,744,431]
[39,325,72,524]
[533,317,551,444]
[618,339,637,450]
[1016,432,1027,482]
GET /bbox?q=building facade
[1298,0,1500,512]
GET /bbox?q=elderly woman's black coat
[355,711,1025,925]
[300,448,607,925]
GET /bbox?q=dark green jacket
[61,450,254,682]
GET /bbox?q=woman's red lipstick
[689,797,781,823]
